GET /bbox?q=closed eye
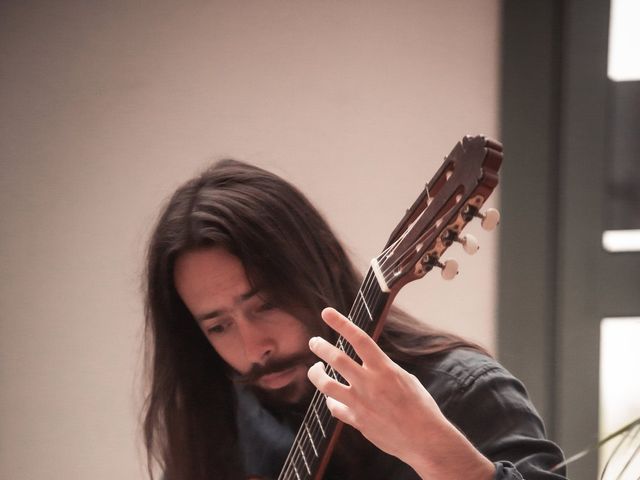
[256,301,275,312]
[205,319,232,335]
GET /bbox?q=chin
[253,375,315,412]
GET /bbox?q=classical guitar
[274,135,503,480]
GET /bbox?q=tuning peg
[462,205,501,231]
[439,259,459,280]
[420,255,459,280]
[440,229,479,255]
[478,208,500,231]
[458,234,479,255]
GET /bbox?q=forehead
[173,247,253,311]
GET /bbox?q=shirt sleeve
[494,461,525,479]
[421,351,567,480]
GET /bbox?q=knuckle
[331,353,350,371]
[351,333,369,352]
[317,375,332,392]
[327,348,342,364]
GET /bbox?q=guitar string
[380,194,465,277]
[379,198,464,282]
[282,200,459,478]
[278,271,381,479]
[369,195,442,283]
[281,166,434,479]
[283,204,462,478]
[280,173,487,478]
[280,186,473,476]
[280,204,457,479]
[375,159,485,285]
[277,284,358,479]
[278,270,383,479]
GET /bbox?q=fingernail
[309,336,320,349]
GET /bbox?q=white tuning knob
[440,259,459,280]
[480,208,500,231]
[459,234,479,255]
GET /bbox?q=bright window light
[599,317,640,478]
[608,0,640,81]
[602,229,640,252]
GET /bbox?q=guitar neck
[277,267,391,480]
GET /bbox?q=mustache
[230,350,316,386]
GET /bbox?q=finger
[321,307,386,368]
[325,396,357,428]
[309,336,361,385]
[307,361,351,404]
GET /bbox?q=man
[143,159,567,480]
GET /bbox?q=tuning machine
[441,229,480,255]
[421,254,459,280]
[462,205,500,231]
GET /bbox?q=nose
[237,319,275,365]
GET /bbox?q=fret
[358,288,374,321]
[311,402,326,437]
[337,337,346,352]
[303,421,319,457]
[296,442,311,475]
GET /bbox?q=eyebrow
[193,287,259,323]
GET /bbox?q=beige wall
[0,1,500,478]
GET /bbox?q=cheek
[286,320,313,350]
[207,335,249,374]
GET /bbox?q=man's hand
[307,307,494,480]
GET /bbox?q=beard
[249,374,316,420]
[230,349,318,416]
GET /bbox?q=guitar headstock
[375,135,502,292]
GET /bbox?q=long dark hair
[142,159,486,480]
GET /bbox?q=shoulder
[407,348,508,390]
[404,348,534,415]
[418,348,505,385]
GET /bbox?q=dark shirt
[236,348,567,479]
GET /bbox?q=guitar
[275,135,503,480]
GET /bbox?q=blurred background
[0,1,637,479]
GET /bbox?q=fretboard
[277,267,390,480]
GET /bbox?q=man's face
[174,247,315,406]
